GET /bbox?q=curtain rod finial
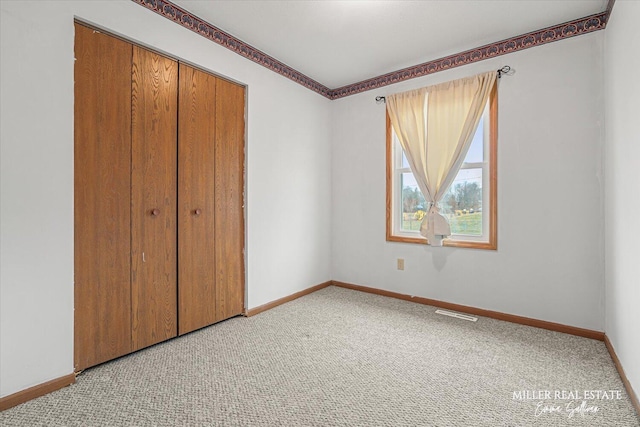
[375,96,386,104]
[497,65,514,78]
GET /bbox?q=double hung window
[386,87,497,249]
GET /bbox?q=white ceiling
[172,0,607,89]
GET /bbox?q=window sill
[386,234,497,250]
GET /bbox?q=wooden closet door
[178,64,218,335]
[215,79,245,321]
[74,24,132,370]
[131,46,178,350]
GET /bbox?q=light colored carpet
[1,286,638,426]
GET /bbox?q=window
[386,86,497,249]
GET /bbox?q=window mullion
[461,162,484,169]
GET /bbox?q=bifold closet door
[214,78,245,321]
[178,66,245,335]
[178,64,218,335]
[131,46,178,351]
[74,23,133,370]
[76,23,245,364]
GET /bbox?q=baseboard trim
[331,280,605,341]
[245,281,332,317]
[604,335,640,416]
[0,373,76,412]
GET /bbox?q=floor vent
[435,309,478,322]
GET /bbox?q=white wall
[331,33,605,331]
[604,0,640,401]
[0,0,332,397]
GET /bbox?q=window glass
[439,168,483,236]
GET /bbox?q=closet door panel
[178,64,217,335]
[131,46,178,350]
[74,23,132,370]
[215,79,245,321]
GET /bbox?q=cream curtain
[387,71,497,246]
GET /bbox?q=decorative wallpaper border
[328,11,609,99]
[131,0,612,100]
[132,0,332,98]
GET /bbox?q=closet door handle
[151,208,160,216]
[194,209,202,216]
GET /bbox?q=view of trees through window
[400,176,482,236]
[399,120,485,236]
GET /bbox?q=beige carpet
[1,286,638,426]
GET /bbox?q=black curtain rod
[375,65,512,103]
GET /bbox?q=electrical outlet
[397,258,405,270]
